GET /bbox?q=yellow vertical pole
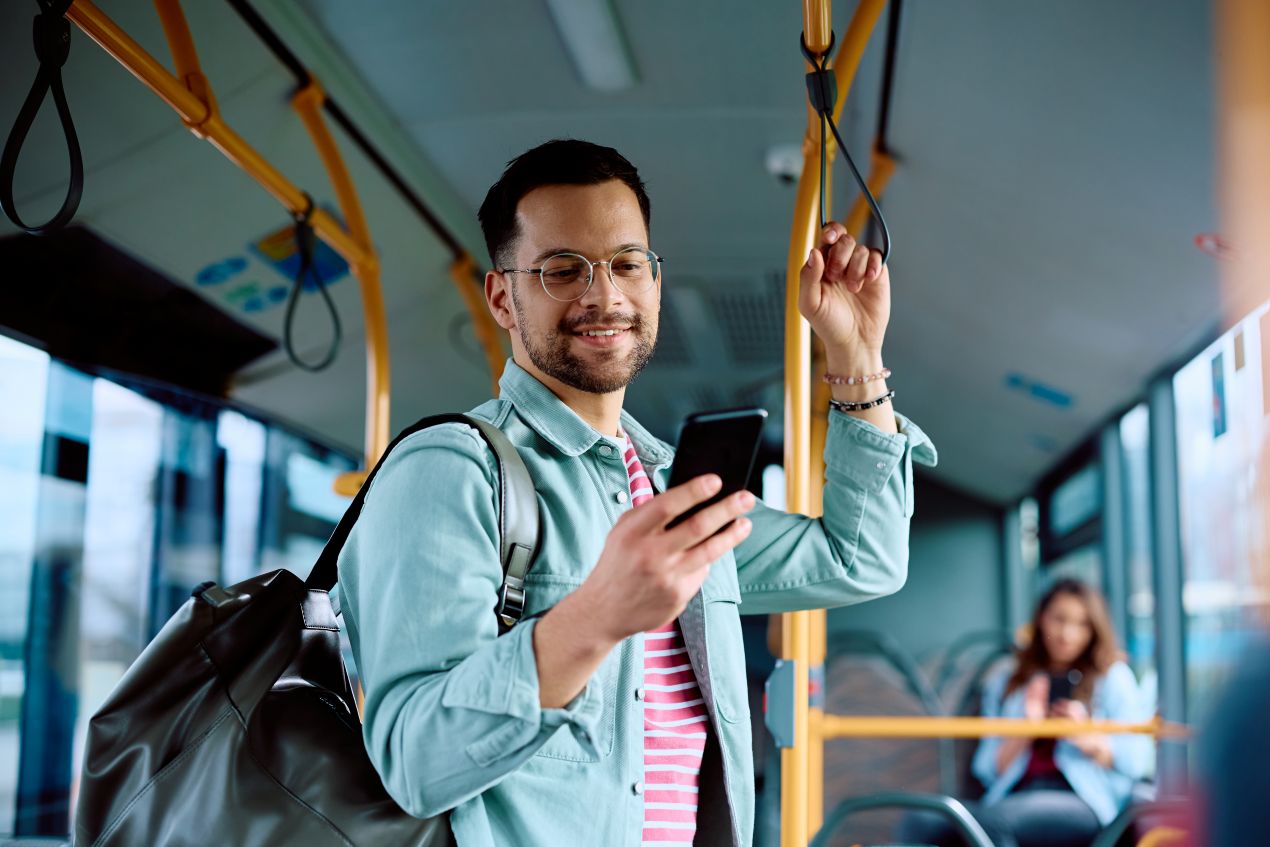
[807,337,831,835]
[781,144,816,847]
[449,254,507,395]
[1216,2,1270,595]
[781,9,824,834]
[783,2,888,843]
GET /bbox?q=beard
[511,289,658,394]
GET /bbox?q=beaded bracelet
[823,368,890,386]
[829,390,895,413]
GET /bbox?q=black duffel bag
[74,414,540,847]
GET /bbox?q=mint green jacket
[337,361,936,846]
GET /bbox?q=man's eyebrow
[529,247,573,265]
[527,243,649,266]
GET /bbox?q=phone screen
[665,407,766,530]
[1047,669,1082,704]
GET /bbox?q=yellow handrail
[1136,827,1188,847]
[449,255,507,396]
[830,2,889,127]
[844,150,896,237]
[290,80,391,493]
[69,1,370,268]
[68,0,390,490]
[819,715,1190,740]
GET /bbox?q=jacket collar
[498,360,673,468]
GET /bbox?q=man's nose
[579,262,624,309]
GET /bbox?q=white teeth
[580,329,623,336]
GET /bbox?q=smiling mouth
[575,328,629,337]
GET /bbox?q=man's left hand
[798,222,890,356]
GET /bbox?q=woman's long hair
[1004,578,1122,703]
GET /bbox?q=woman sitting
[900,578,1153,847]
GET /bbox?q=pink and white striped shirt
[621,432,709,846]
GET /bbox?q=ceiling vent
[650,296,692,367]
[708,272,785,365]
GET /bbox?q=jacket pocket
[701,559,748,724]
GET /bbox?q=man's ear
[486,270,516,330]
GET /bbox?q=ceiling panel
[0,0,1228,504]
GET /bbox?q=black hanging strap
[283,193,343,371]
[1,0,83,235]
[800,32,892,264]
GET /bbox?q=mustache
[558,312,645,333]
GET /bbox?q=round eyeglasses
[501,248,663,302]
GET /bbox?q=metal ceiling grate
[651,297,692,367]
[689,385,727,412]
[707,272,785,365]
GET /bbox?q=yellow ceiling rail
[830,1,888,127]
[153,0,217,132]
[290,80,390,493]
[819,715,1191,740]
[66,0,391,491]
[67,1,369,267]
[449,254,507,396]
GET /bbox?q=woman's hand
[1049,698,1088,721]
[1023,675,1049,720]
[996,675,1049,774]
[1052,698,1115,767]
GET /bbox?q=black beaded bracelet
[829,390,895,413]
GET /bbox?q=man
[337,139,936,846]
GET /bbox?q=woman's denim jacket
[972,660,1155,824]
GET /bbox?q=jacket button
[632,781,644,795]
[616,490,629,504]
[635,687,645,701]
[599,444,615,457]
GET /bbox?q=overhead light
[543,0,639,91]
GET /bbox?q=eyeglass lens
[540,249,659,301]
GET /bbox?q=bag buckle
[497,583,525,628]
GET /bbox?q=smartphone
[1047,669,1082,704]
[665,407,767,530]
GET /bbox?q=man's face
[498,180,660,395]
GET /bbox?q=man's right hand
[533,474,754,708]
[574,474,755,643]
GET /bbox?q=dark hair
[477,139,651,269]
[1005,578,1122,703]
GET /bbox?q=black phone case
[666,407,766,530]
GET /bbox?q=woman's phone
[665,407,767,530]
[1048,669,1082,704]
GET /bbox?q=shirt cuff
[825,410,939,493]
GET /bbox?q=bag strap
[306,414,539,630]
